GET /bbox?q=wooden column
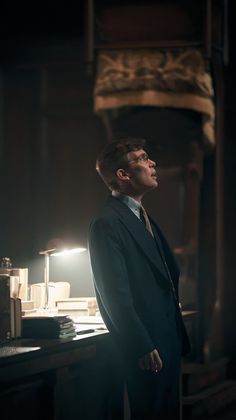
[203,54,225,361]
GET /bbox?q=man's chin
[147,181,158,191]
[151,179,158,188]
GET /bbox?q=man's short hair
[96,137,146,190]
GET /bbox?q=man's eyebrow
[136,151,147,155]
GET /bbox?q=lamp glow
[51,248,87,257]
[39,246,87,309]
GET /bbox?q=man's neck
[112,190,143,204]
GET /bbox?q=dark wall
[0,38,108,295]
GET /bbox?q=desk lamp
[39,247,87,309]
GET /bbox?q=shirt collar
[112,191,141,219]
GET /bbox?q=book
[14,297,22,338]
[10,298,15,338]
[0,275,11,340]
[22,300,34,310]
[0,275,22,339]
[57,308,90,317]
[21,309,38,316]
[21,314,76,339]
[0,268,28,300]
[57,299,88,310]
[56,297,98,315]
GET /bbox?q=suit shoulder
[90,204,119,230]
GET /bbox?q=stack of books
[0,274,22,340]
[0,267,28,301]
[56,297,98,317]
[22,314,76,339]
[21,300,37,316]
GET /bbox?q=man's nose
[149,159,156,167]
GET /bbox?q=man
[88,138,190,420]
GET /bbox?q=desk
[0,330,122,420]
[0,312,198,420]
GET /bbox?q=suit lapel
[150,216,180,279]
[107,196,170,283]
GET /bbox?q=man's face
[125,149,158,194]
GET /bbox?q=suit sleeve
[89,217,155,358]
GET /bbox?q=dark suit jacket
[89,195,190,361]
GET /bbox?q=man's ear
[116,168,131,181]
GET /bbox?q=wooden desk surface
[0,329,114,420]
[0,329,109,383]
[0,311,195,382]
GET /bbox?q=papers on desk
[72,315,107,334]
[72,315,104,324]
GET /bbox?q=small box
[56,297,98,316]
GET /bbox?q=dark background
[0,0,235,373]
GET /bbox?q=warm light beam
[51,248,87,257]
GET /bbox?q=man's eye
[140,155,148,161]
